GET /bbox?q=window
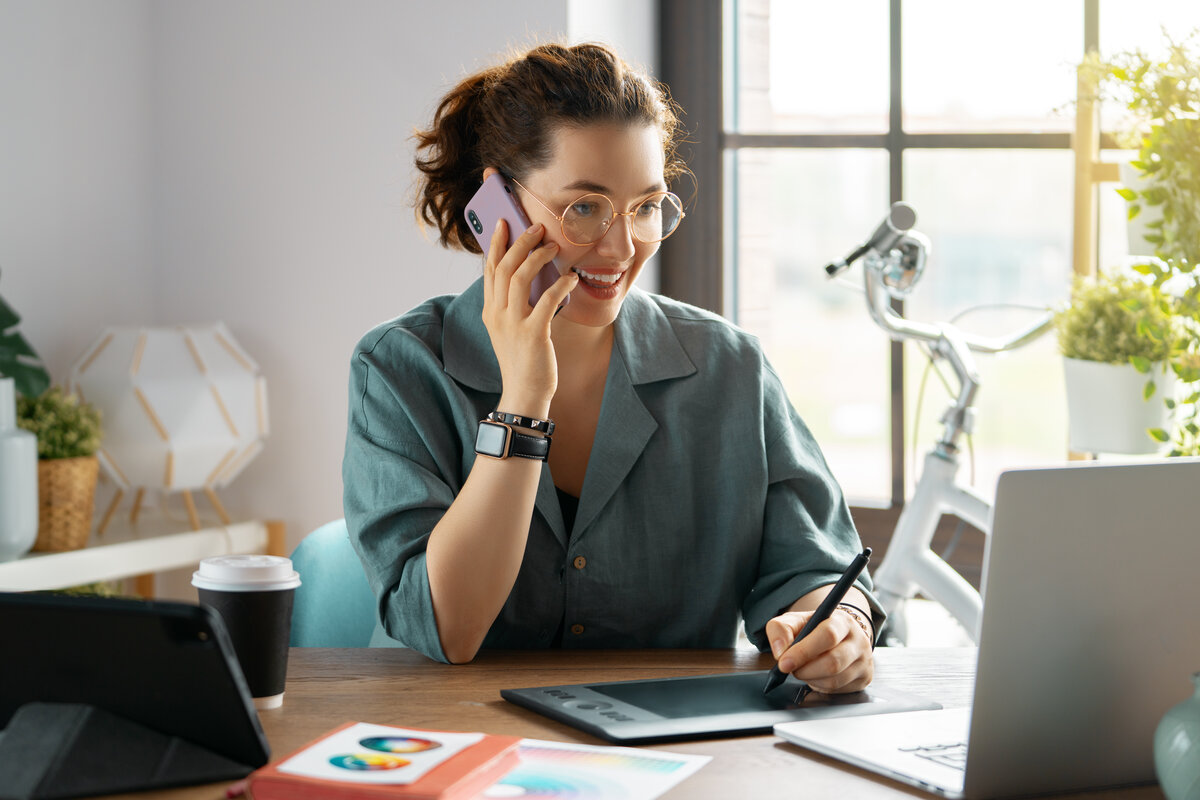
[660,0,1199,512]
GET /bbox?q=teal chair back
[289,519,377,647]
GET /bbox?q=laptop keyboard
[899,741,968,770]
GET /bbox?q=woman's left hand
[764,607,874,694]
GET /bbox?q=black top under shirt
[552,487,580,647]
[555,487,579,536]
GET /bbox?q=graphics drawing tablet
[0,591,270,770]
[502,670,939,744]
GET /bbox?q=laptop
[775,458,1200,799]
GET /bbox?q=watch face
[475,421,510,458]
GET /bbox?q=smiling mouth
[571,268,625,290]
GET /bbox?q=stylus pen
[762,547,872,695]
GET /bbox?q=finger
[529,270,580,324]
[774,618,844,675]
[765,611,810,660]
[485,219,512,309]
[805,654,874,694]
[508,241,561,310]
[788,632,856,682]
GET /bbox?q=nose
[593,212,637,262]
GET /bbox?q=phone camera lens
[468,211,483,234]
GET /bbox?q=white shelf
[0,520,270,592]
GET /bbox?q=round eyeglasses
[509,177,685,246]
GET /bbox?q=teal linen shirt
[343,279,880,662]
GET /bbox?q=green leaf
[1148,427,1171,442]
[1116,187,1138,201]
[1131,354,1153,373]
[1144,379,1157,400]
[0,294,51,398]
[1127,203,1142,221]
[1166,398,1177,409]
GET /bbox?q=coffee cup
[192,555,301,710]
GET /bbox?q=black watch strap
[507,428,551,460]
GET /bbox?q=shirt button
[570,623,585,635]
[573,556,587,570]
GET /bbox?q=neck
[551,315,615,362]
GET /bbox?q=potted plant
[17,386,103,551]
[1081,29,1200,456]
[1054,272,1177,454]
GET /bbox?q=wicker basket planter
[33,455,99,552]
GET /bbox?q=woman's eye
[570,202,598,218]
[636,200,662,216]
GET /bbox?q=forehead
[537,123,666,194]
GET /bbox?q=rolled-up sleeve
[343,323,461,663]
[740,363,885,651]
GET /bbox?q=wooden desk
[107,647,1162,800]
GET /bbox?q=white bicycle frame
[854,247,1052,643]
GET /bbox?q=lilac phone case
[464,173,569,310]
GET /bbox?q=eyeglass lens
[563,193,684,245]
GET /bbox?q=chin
[557,295,625,328]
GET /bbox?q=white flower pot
[1119,162,1163,259]
[1063,357,1173,454]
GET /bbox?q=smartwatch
[474,420,551,461]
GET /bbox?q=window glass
[732,149,891,502]
[901,150,1073,498]
[1099,2,1200,56]
[903,1,1081,133]
[735,0,889,133]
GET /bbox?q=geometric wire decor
[68,323,268,533]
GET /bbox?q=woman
[343,42,880,693]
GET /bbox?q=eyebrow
[560,179,667,196]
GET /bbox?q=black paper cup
[192,555,301,709]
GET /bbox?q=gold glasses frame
[508,176,685,246]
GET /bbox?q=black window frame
[659,0,1100,531]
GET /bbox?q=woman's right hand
[480,220,578,417]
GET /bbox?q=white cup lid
[192,555,301,592]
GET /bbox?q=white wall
[0,0,156,373]
[0,0,657,599]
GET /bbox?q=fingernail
[526,223,541,235]
[771,639,785,659]
[778,658,795,675]
[495,220,504,233]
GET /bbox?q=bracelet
[487,410,555,435]
[837,602,876,649]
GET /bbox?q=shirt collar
[443,278,697,391]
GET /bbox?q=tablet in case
[502,670,940,744]
[0,592,270,799]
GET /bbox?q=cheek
[630,241,661,271]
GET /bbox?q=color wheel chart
[484,740,710,800]
[277,724,482,785]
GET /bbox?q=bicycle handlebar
[838,213,1054,453]
[860,247,1052,356]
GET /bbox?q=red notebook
[246,722,521,800]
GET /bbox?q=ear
[482,166,501,182]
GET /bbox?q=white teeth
[572,268,622,285]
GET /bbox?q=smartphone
[464,173,570,311]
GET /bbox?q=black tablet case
[0,592,270,799]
